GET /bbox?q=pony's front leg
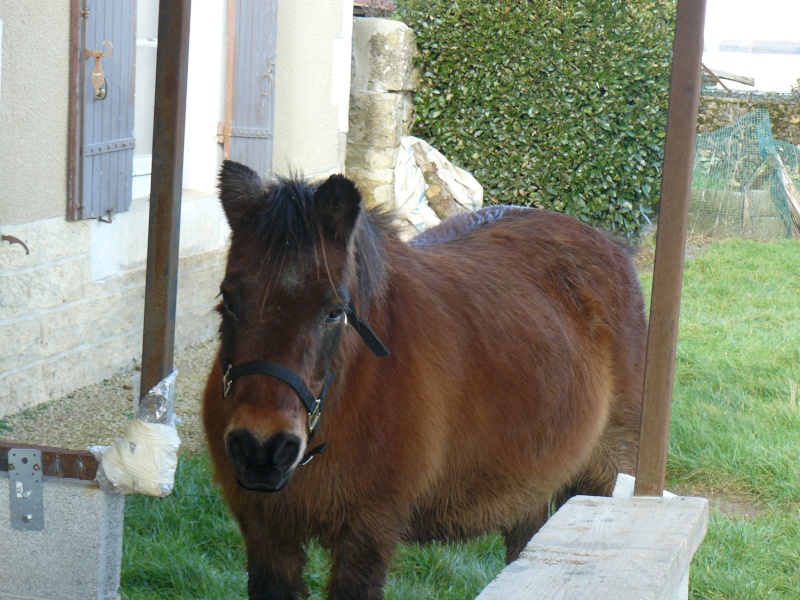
[327,525,396,600]
[245,537,308,600]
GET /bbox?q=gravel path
[0,340,218,455]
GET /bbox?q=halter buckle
[307,398,322,433]
[222,363,233,399]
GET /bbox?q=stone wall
[346,18,418,208]
[698,95,800,145]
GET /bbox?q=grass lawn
[122,239,799,599]
[654,240,800,599]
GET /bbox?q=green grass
[121,457,248,599]
[642,239,800,599]
[123,239,799,598]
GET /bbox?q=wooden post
[140,0,193,397]
[634,0,707,497]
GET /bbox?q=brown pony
[203,160,646,599]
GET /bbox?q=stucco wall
[273,0,352,177]
[0,1,71,225]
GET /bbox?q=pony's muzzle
[226,429,303,492]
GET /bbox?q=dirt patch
[670,484,764,520]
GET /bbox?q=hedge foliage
[395,0,676,234]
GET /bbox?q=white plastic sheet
[90,369,181,497]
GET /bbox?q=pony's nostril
[226,429,258,468]
[268,433,302,472]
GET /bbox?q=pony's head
[215,161,388,492]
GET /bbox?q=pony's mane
[248,176,397,312]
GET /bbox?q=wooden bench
[477,489,708,600]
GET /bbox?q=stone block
[0,317,43,368]
[346,145,399,171]
[348,92,413,148]
[36,292,144,361]
[0,218,90,271]
[345,166,395,209]
[351,18,418,94]
[0,364,44,418]
[1,258,89,321]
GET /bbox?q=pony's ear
[313,175,362,243]
[218,160,264,230]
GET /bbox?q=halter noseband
[221,304,389,465]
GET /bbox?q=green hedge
[395,0,676,234]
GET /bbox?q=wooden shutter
[218,0,278,179]
[68,0,136,221]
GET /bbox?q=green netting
[690,109,800,240]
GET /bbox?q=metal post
[634,0,707,496]
[140,0,193,398]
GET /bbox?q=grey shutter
[68,0,136,221]
[218,0,278,178]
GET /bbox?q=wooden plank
[477,496,709,600]
[702,64,755,87]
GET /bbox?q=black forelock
[236,175,397,311]
[251,176,320,265]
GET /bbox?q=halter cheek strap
[345,304,390,357]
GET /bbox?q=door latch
[85,40,113,99]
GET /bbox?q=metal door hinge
[7,449,44,531]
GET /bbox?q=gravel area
[0,340,218,455]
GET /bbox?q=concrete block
[477,495,709,600]
[0,475,124,600]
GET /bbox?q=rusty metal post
[140,0,193,398]
[634,0,707,496]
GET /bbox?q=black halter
[221,304,389,465]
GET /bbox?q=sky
[703,0,800,91]
[704,0,800,45]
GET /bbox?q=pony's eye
[326,306,346,324]
[221,292,236,316]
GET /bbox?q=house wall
[273,0,353,177]
[0,1,71,225]
[0,1,353,419]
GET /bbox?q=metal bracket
[7,449,44,531]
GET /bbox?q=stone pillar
[347,18,418,208]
